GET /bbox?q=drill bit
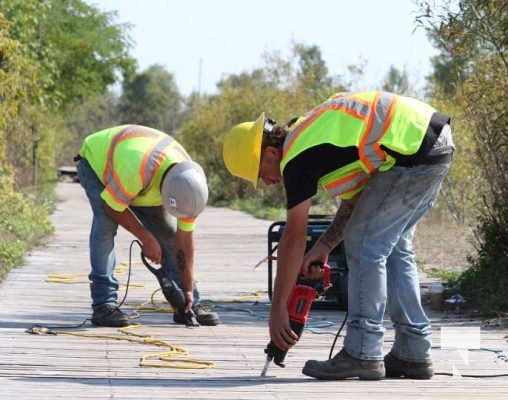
[260,357,272,377]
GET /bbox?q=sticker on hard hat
[169,197,177,208]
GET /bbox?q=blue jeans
[76,158,200,309]
[342,155,452,362]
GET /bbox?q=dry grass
[414,214,476,272]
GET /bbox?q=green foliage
[0,183,55,281]
[2,0,136,107]
[119,65,182,133]
[417,0,508,313]
[381,66,412,95]
[0,1,134,282]
[63,92,122,165]
[179,42,348,212]
[2,0,136,187]
[426,95,483,224]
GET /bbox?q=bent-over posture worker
[75,124,220,327]
[223,90,454,380]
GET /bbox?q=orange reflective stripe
[375,97,397,160]
[103,125,167,205]
[139,136,170,187]
[324,170,368,195]
[359,92,380,173]
[103,126,134,206]
[358,92,397,173]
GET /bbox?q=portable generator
[266,215,349,310]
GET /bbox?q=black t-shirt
[283,144,359,209]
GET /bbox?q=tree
[381,66,411,95]
[118,64,182,133]
[178,42,349,217]
[417,0,508,313]
[0,12,53,280]
[1,0,136,186]
[1,0,136,107]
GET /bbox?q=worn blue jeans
[76,158,200,309]
[342,154,452,362]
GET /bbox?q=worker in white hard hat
[223,91,454,380]
[75,124,219,327]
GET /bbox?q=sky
[86,0,439,96]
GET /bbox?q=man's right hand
[140,234,162,264]
[105,204,162,264]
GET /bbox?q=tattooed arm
[301,195,358,277]
[173,229,195,311]
[319,197,356,251]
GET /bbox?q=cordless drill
[141,252,199,326]
[261,263,331,376]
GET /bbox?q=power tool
[141,252,199,327]
[261,263,331,376]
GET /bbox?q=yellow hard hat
[223,113,265,188]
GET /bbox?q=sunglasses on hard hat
[263,118,276,135]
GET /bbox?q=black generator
[267,215,349,310]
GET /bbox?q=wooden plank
[0,182,507,400]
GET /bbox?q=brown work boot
[302,348,385,380]
[384,352,434,379]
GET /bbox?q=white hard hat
[161,160,209,218]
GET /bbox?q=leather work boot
[173,304,220,326]
[91,303,130,327]
[384,352,434,379]
[302,348,385,380]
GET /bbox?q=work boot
[302,348,385,380]
[384,352,434,379]
[91,303,130,327]
[173,304,220,326]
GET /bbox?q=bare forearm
[272,233,306,307]
[105,204,150,242]
[319,198,355,250]
[174,230,194,293]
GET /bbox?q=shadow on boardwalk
[0,182,507,400]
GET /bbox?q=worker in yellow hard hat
[223,91,455,381]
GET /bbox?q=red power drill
[261,263,331,376]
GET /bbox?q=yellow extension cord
[44,261,267,369]
[43,261,218,369]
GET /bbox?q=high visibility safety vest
[79,124,190,211]
[280,91,449,200]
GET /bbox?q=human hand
[301,242,329,279]
[269,304,299,351]
[184,291,194,313]
[141,234,162,264]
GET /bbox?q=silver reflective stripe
[359,92,395,173]
[323,170,369,198]
[104,126,174,205]
[283,92,397,198]
[140,136,175,189]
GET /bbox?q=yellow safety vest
[281,91,447,199]
[79,125,196,231]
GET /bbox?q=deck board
[0,182,507,399]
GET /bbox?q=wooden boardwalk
[0,182,507,400]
